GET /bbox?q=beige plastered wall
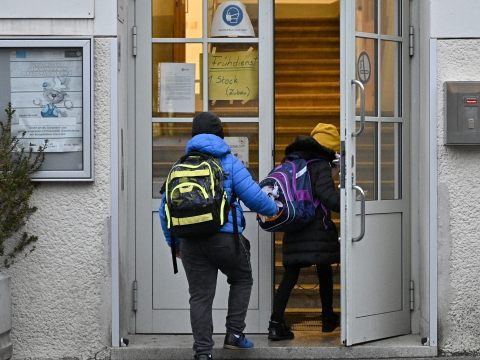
[3,38,112,359]
[436,39,480,354]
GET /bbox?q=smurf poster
[9,49,83,152]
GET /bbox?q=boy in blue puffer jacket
[159,112,278,360]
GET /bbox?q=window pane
[356,122,377,201]
[152,0,202,38]
[208,43,259,117]
[380,0,400,36]
[152,122,259,198]
[381,41,400,117]
[208,0,258,38]
[381,122,402,200]
[152,43,203,117]
[355,0,377,33]
[356,37,377,116]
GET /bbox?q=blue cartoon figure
[33,77,73,117]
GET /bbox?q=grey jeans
[180,232,253,355]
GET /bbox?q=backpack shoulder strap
[230,190,240,253]
[171,237,178,274]
[228,159,240,251]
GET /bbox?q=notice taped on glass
[208,50,258,101]
[158,62,195,113]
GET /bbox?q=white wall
[431,0,480,39]
[0,1,118,357]
[429,0,480,354]
[3,38,114,360]
[435,39,480,354]
[0,0,116,36]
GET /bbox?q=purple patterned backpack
[257,156,322,233]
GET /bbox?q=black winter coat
[282,135,340,267]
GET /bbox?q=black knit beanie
[191,112,224,139]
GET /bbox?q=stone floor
[111,332,438,360]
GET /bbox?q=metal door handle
[351,79,365,137]
[352,185,366,242]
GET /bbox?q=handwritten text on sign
[208,50,258,101]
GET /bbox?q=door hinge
[409,25,415,57]
[409,279,415,311]
[133,280,138,312]
[132,26,137,57]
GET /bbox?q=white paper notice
[158,63,195,113]
[225,136,249,168]
[12,117,83,152]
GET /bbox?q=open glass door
[340,0,411,345]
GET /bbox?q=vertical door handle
[352,185,366,242]
[351,79,365,137]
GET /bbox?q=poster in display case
[0,39,93,181]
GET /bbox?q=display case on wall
[0,39,93,181]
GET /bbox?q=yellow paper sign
[208,50,259,101]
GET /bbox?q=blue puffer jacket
[159,134,278,247]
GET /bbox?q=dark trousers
[180,232,253,355]
[271,264,334,322]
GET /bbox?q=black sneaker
[223,332,254,349]
[193,354,212,360]
[322,312,340,332]
[268,320,294,341]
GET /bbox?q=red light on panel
[465,97,478,105]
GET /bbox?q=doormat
[291,318,322,331]
[286,313,342,332]
[286,313,321,331]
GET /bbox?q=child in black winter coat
[268,123,341,341]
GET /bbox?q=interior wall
[275,2,339,18]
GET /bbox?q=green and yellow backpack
[164,151,229,238]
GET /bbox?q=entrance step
[111,334,436,360]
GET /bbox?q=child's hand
[331,166,340,177]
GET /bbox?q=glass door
[340,0,411,345]
[134,0,275,333]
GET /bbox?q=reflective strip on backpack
[171,160,217,195]
[210,161,224,195]
[199,160,215,195]
[171,182,209,199]
[220,196,227,225]
[171,213,213,226]
[165,204,171,228]
[170,169,210,179]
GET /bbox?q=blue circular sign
[222,4,243,27]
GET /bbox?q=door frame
[115,0,438,348]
